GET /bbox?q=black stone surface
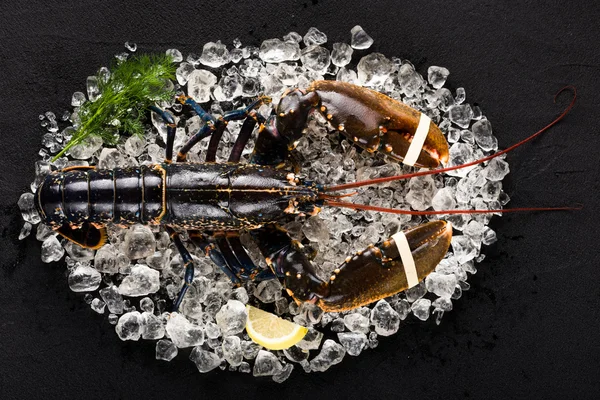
[0,1,599,399]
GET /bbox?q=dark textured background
[1,1,599,399]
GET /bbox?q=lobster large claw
[308,80,450,168]
[317,220,452,312]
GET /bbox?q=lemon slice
[245,305,308,350]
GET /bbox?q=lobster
[35,80,576,312]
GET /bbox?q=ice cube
[64,241,94,261]
[283,31,302,43]
[309,339,345,372]
[68,264,101,292]
[222,336,243,366]
[166,313,205,348]
[432,297,453,312]
[336,67,358,83]
[406,175,436,211]
[100,285,124,314]
[253,350,283,376]
[283,346,310,363]
[18,222,32,240]
[300,45,330,73]
[259,39,301,63]
[199,41,231,68]
[187,69,217,103]
[124,41,137,52]
[41,236,65,263]
[86,76,101,102]
[448,104,474,129]
[357,53,394,87]
[405,281,427,302]
[122,224,156,259]
[176,62,195,86]
[118,264,160,296]
[302,216,330,244]
[253,280,282,304]
[69,135,103,159]
[427,66,450,89]
[272,363,294,383]
[350,25,374,49]
[337,332,368,356]
[115,311,144,341]
[431,187,456,211]
[296,328,323,351]
[90,298,106,314]
[370,300,400,336]
[392,299,411,320]
[481,158,510,181]
[202,322,219,340]
[241,340,261,360]
[35,224,57,242]
[480,180,502,202]
[451,235,478,264]
[411,298,431,321]
[71,91,86,106]
[123,135,145,157]
[343,313,370,333]
[472,119,498,151]
[215,300,247,336]
[331,43,353,67]
[142,312,165,340]
[398,63,424,97]
[18,193,41,224]
[190,347,221,373]
[425,272,458,298]
[303,27,327,46]
[482,227,498,245]
[140,297,154,313]
[156,339,178,361]
[166,48,183,63]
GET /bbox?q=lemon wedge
[245,305,308,350]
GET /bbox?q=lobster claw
[308,81,449,168]
[317,220,452,312]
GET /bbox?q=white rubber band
[403,113,431,166]
[391,231,419,288]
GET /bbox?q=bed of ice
[18,26,509,382]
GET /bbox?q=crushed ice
[21,26,508,382]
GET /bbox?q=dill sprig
[53,53,176,161]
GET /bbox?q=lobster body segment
[36,163,318,231]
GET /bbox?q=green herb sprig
[52,54,176,161]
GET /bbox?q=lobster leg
[149,106,177,163]
[215,235,246,280]
[166,226,197,312]
[176,123,215,162]
[177,96,269,162]
[213,234,276,282]
[228,235,276,281]
[205,119,226,162]
[252,221,452,312]
[188,230,241,285]
[228,112,267,163]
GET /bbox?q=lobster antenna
[323,86,577,193]
[321,197,581,216]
